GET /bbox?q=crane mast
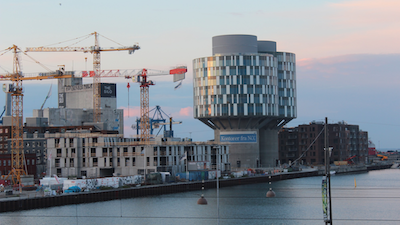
[139,69,153,144]
[93,32,101,123]
[10,45,25,185]
[1,45,74,186]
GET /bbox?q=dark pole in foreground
[325,117,333,224]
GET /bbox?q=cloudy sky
[0,0,399,149]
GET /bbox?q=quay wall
[0,165,392,213]
[0,170,318,213]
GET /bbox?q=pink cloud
[297,54,400,88]
[331,0,400,10]
[119,106,140,118]
[330,0,400,26]
[179,107,192,117]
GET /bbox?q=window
[230,67,236,75]
[226,56,231,66]
[125,158,130,166]
[124,147,128,156]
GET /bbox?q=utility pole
[324,117,333,224]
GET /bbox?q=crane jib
[169,68,187,74]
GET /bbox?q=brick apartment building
[278,121,368,166]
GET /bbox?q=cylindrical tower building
[193,34,296,168]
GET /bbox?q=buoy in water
[266,188,276,197]
[197,194,208,205]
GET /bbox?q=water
[1,169,400,225]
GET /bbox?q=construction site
[0,32,229,190]
[0,33,385,196]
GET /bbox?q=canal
[1,169,400,224]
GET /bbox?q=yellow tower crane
[0,45,73,186]
[25,32,140,123]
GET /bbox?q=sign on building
[101,83,116,98]
[220,131,257,143]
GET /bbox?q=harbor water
[1,169,400,224]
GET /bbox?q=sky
[0,0,399,149]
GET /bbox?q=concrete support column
[259,129,279,167]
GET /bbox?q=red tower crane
[134,67,187,144]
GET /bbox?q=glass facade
[193,53,296,118]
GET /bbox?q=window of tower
[244,56,251,66]
[226,56,231,66]
[238,66,246,75]
[230,67,236,75]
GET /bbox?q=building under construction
[1,74,229,179]
[29,76,124,134]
